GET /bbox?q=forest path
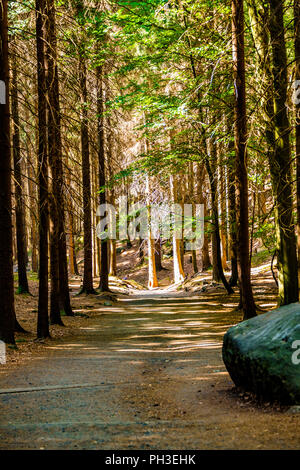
[0,287,299,449]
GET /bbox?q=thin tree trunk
[170,175,185,284]
[201,192,211,271]
[204,157,234,294]
[65,155,78,276]
[106,115,117,277]
[46,0,73,322]
[36,0,50,338]
[227,118,238,287]
[97,66,110,292]
[78,55,94,294]
[0,0,16,343]
[208,139,221,283]
[219,157,228,271]
[232,0,256,318]
[188,162,198,274]
[155,238,163,271]
[147,175,158,289]
[11,44,30,294]
[28,162,38,272]
[138,236,144,264]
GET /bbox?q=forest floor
[0,257,300,449]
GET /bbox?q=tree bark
[155,238,163,272]
[97,66,110,292]
[0,0,16,344]
[267,0,298,305]
[170,175,185,284]
[36,0,50,338]
[227,117,238,287]
[46,0,73,321]
[11,44,30,294]
[78,55,94,294]
[147,175,158,289]
[204,157,234,294]
[232,0,256,318]
[295,0,300,273]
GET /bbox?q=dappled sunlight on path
[0,284,299,449]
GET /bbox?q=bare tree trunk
[232,0,256,318]
[11,43,30,294]
[201,191,211,270]
[208,140,221,283]
[0,0,16,343]
[27,161,38,273]
[267,0,298,305]
[204,157,234,294]
[36,0,50,338]
[46,0,73,321]
[155,238,163,271]
[138,237,144,264]
[147,175,158,289]
[188,162,198,273]
[78,55,94,294]
[227,117,238,287]
[96,66,110,292]
[219,152,228,271]
[65,155,78,276]
[170,175,185,284]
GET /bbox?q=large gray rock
[222,303,300,404]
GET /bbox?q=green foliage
[253,222,276,252]
[251,249,272,268]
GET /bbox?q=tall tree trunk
[247,0,298,306]
[49,0,73,315]
[147,175,158,289]
[170,175,185,284]
[36,0,50,338]
[295,0,300,273]
[208,138,221,283]
[197,164,211,271]
[27,161,38,272]
[188,162,198,274]
[219,157,228,271]
[201,199,211,270]
[11,44,30,294]
[204,157,234,294]
[46,0,73,321]
[106,115,117,277]
[78,55,94,294]
[65,155,78,276]
[267,0,298,305]
[68,209,76,275]
[97,66,110,292]
[0,0,16,344]
[46,0,61,324]
[232,0,256,318]
[227,118,238,287]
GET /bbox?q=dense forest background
[1,0,300,343]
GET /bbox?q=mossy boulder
[222,303,300,404]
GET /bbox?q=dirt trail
[0,288,299,450]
